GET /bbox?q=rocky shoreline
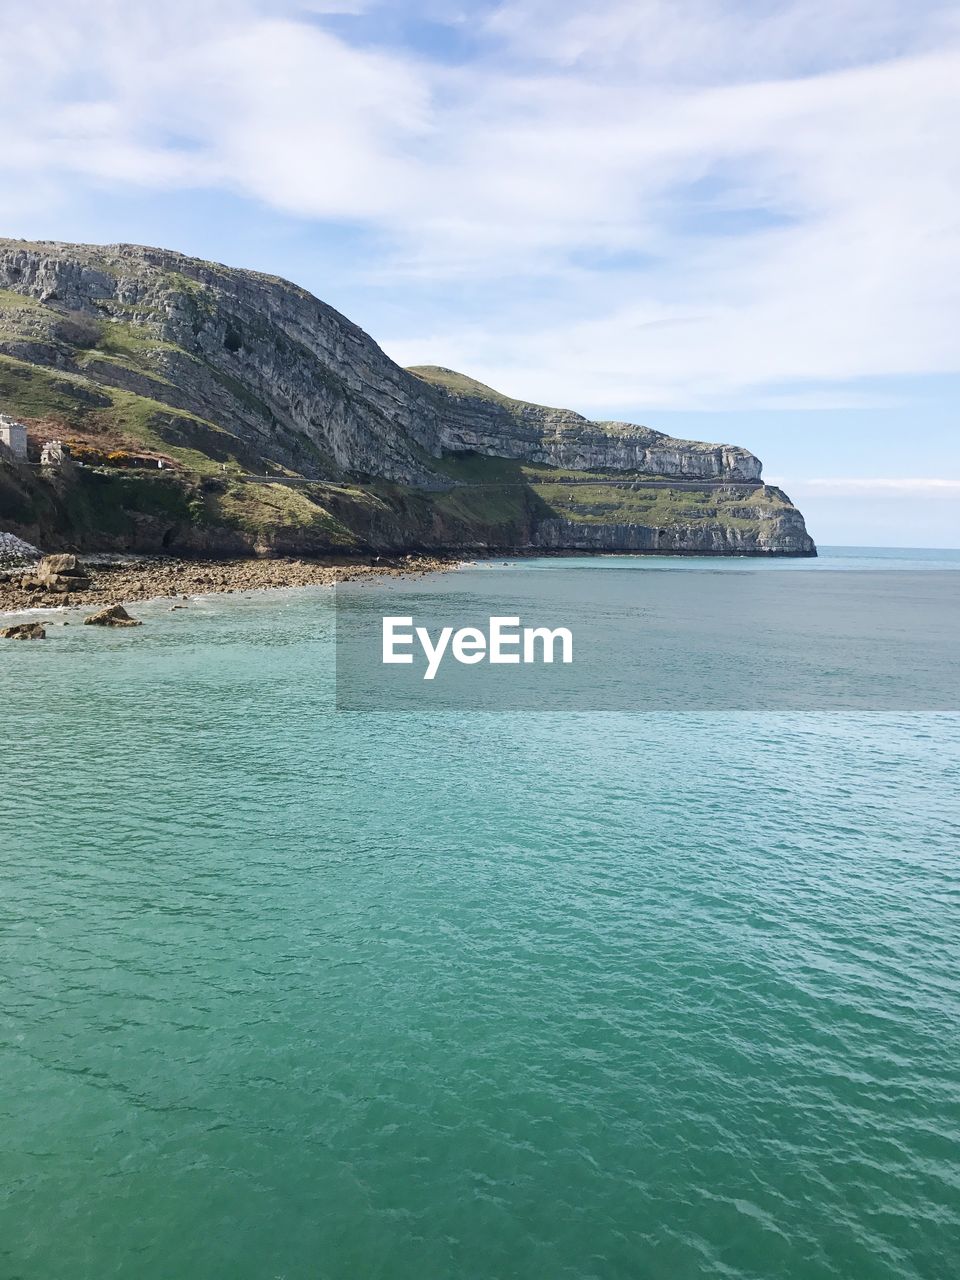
[0,553,458,614]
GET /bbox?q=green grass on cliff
[408,365,568,415]
[0,299,309,478]
[411,448,790,537]
[0,353,253,474]
[431,452,526,483]
[533,482,792,528]
[79,351,177,388]
[407,367,662,440]
[212,481,356,545]
[106,387,249,473]
[93,319,184,364]
[427,451,789,532]
[0,288,43,312]
[0,354,103,422]
[433,482,532,527]
[160,271,218,317]
[431,451,690,487]
[408,366,524,406]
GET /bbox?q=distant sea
[2,547,958,1280]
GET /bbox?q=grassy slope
[531,481,793,529]
[407,365,551,411]
[0,295,387,549]
[0,286,280,470]
[0,351,247,474]
[0,291,359,547]
[0,455,375,553]
[211,481,357,547]
[428,452,787,531]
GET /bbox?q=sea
[1,546,958,1280]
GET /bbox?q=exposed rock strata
[0,238,815,555]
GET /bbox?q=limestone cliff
[0,238,815,556]
[407,367,761,481]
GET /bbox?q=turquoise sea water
[2,548,959,1279]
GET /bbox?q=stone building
[0,414,28,460]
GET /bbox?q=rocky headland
[0,238,815,558]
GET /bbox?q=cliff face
[0,239,441,484]
[532,507,814,556]
[406,367,761,481]
[0,238,815,556]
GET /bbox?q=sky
[1,0,958,546]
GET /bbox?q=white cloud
[383,42,960,407]
[484,0,957,81]
[0,0,958,412]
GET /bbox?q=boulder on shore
[21,553,92,595]
[1,622,46,639]
[40,553,82,575]
[83,604,142,628]
[22,571,89,593]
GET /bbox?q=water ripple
[1,589,958,1278]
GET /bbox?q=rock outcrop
[1,621,45,639]
[39,552,82,574]
[83,604,142,627]
[0,238,815,555]
[21,552,92,594]
[406,367,761,481]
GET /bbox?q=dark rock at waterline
[1,622,46,639]
[83,604,142,628]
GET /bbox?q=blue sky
[2,0,958,546]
